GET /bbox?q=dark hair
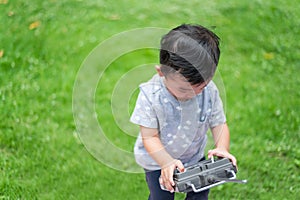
[159,24,220,85]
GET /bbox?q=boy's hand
[159,159,184,193]
[208,148,238,169]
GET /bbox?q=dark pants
[145,170,209,200]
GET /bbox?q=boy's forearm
[211,123,230,151]
[143,136,175,168]
[140,126,174,168]
[209,123,237,166]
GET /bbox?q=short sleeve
[130,90,158,128]
[208,83,226,128]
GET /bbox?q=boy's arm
[208,123,237,167]
[140,125,184,193]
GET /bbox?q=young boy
[130,24,237,200]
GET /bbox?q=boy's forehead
[166,72,188,82]
[165,72,208,88]
[165,73,193,88]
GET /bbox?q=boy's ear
[155,65,164,77]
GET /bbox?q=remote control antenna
[211,177,248,184]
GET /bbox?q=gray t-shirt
[130,74,226,171]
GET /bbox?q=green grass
[1,0,299,199]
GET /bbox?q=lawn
[0,0,299,199]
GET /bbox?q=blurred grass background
[0,0,299,199]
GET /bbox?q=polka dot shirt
[130,74,226,171]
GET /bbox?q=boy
[130,24,237,200]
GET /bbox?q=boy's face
[163,73,208,101]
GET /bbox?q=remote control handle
[187,170,247,193]
[213,177,247,183]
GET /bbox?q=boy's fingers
[165,182,174,193]
[208,149,225,158]
[168,168,175,186]
[161,168,175,192]
[175,160,185,172]
[208,149,219,159]
[207,149,238,168]
[161,160,185,192]
[162,176,174,192]
[229,155,238,169]
[207,150,213,158]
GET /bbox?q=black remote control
[160,158,247,193]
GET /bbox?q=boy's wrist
[159,156,177,169]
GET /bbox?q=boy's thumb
[175,160,185,172]
[207,149,214,158]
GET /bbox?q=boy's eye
[178,89,193,94]
[179,88,192,92]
